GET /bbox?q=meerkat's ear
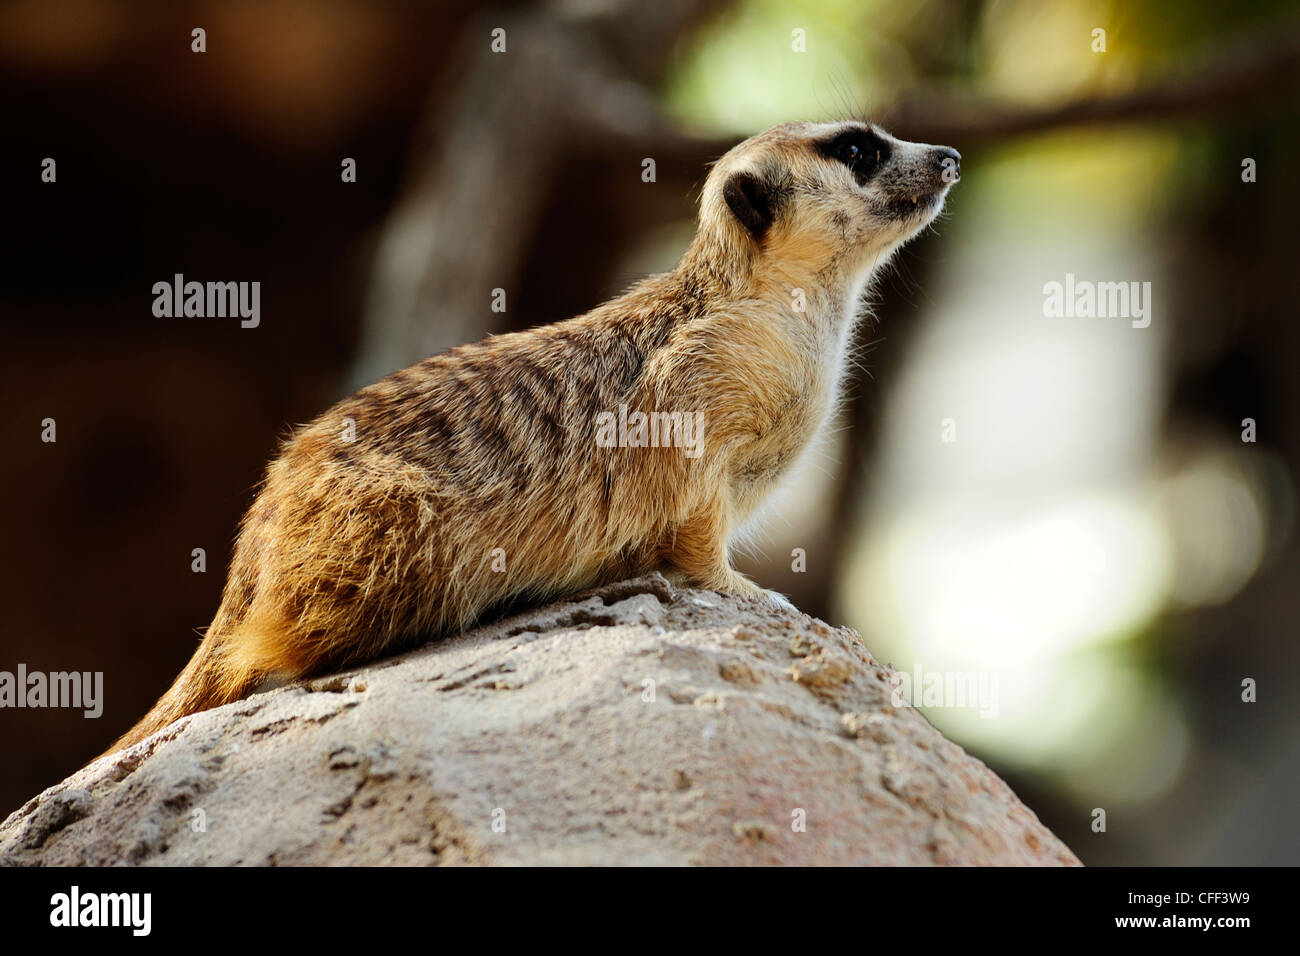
[723,170,777,240]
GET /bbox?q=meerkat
[107,120,960,755]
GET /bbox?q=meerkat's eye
[818,128,888,185]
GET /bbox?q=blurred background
[2,0,1298,865]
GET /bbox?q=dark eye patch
[816,128,889,185]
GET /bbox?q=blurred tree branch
[883,16,1300,144]
[623,14,1300,162]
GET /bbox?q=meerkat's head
[697,120,960,289]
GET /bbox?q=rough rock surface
[0,574,1079,866]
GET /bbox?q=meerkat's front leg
[665,498,799,614]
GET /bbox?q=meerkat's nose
[930,145,961,183]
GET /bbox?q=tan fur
[107,120,959,755]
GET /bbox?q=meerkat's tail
[100,624,266,759]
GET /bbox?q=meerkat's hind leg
[221,603,318,684]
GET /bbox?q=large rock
[0,574,1078,866]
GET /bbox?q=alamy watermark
[1042,273,1151,328]
[595,404,704,458]
[889,664,1000,718]
[50,886,150,936]
[0,664,102,718]
[152,273,260,328]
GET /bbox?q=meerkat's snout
[887,138,960,206]
[863,133,961,231]
[904,144,960,208]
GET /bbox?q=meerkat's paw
[757,588,800,616]
[698,568,764,600]
[699,569,801,616]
